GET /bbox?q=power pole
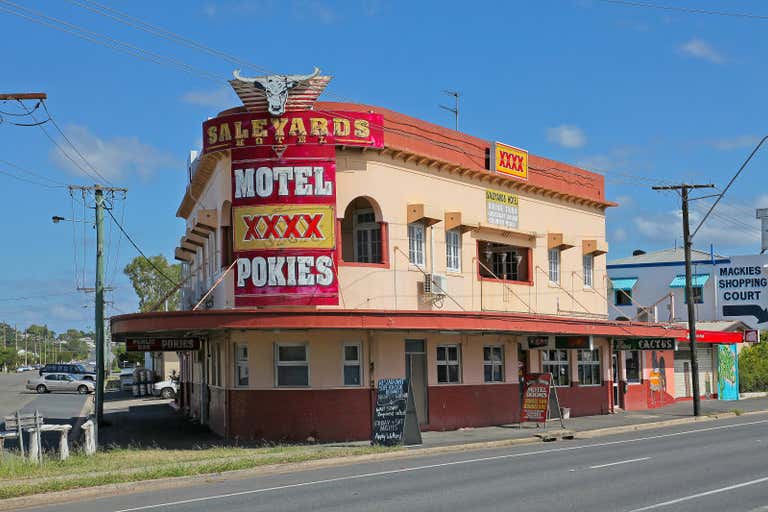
[0,93,47,101]
[652,183,715,417]
[67,184,126,448]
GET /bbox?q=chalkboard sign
[372,378,409,446]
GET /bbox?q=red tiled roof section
[315,101,613,207]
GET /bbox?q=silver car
[26,373,95,394]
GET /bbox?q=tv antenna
[439,90,460,131]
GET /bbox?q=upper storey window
[340,197,386,265]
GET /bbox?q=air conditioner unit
[636,307,652,323]
[424,274,447,296]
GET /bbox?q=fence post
[15,411,24,458]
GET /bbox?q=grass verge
[0,444,396,500]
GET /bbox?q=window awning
[610,277,638,291]
[669,274,710,288]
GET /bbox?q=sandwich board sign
[372,378,422,446]
[520,372,564,429]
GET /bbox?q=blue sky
[1,0,767,332]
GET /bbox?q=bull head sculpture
[232,67,321,116]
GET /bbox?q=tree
[740,337,768,392]
[123,255,181,312]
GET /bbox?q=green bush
[739,341,768,392]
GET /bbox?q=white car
[16,366,33,373]
[119,368,136,390]
[152,379,178,399]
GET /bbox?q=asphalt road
[25,413,768,512]
[0,372,91,428]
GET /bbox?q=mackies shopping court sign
[201,70,384,307]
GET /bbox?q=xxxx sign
[231,145,338,306]
[491,141,528,181]
[234,205,335,250]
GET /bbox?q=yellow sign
[492,142,528,180]
[233,204,336,251]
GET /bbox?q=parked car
[26,373,95,394]
[15,366,34,372]
[39,363,96,381]
[119,367,136,390]
[152,379,178,399]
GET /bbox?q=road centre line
[589,457,650,469]
[112,418,768,512]
[626,475,768,511]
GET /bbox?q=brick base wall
[425,384,521,431]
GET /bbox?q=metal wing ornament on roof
[230,67,331,115]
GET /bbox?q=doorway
[405,340,428,425]
[612,352,620,409]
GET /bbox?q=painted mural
[717,344,739,400]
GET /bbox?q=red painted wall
[228,389,373,442]
[425,384,520,431]
[556,383,611,416]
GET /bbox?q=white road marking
[589,456,650,469]
[112,418,768,512]
[626,475,768,511]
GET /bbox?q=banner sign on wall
[555,336,593,350]
[490,141,528,180]
[203,111,384,154]
[126,337,201,352]
[486,189,519,229]
[614,338,676,351]
[520,373,552,423]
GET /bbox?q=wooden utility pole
[652,183,715,417]
[0,93,47,100]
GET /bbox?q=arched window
[340,197,388,266]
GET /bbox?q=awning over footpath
[610,277,638,291]
[110,309,687,341]
[669,274,710,288]
[674,319,750,344]
[676,330,742,344]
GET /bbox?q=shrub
[739,340,768,392]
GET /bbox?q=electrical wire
[105,206,179,287]
[596,0,768,21]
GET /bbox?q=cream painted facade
[180,149,610,319]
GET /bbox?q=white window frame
[275,343,310,387]
[446,229,461,273]
[436,344,461,384]
[234,343,249,387]
[548,248,560,283]
[352,208,381,263]
[577,349,602,386]
[583,254,593,288]
[483,345,504,383]
[624,350,642,384]
[408,222,426,267]
[543,349,570,387]
[342,342,362,387]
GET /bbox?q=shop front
[612,337,677,411]
[674,330,742,400]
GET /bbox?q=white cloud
[632,196,768,251]
[706,135,761,151]
[616,195,634,208]
[50,125,177,181]
[292,0,337,23]
[680,38,724,64]
[547,125,587,149]
[181,87,236,109]
[612,227,628,242]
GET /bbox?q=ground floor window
[578,349,601,385]
[625,350,641,383]
[483,346,504,382]
[343,343,362,386]
[437,345,461,383]
[276,344,309,387]
[235,343,248,387]
[543,349,570,387]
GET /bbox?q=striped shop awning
[610,277,638,291]
[669,274,710,288]
[229,76,332,113]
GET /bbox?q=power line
[597,0,768,21]
[105,206,179,287]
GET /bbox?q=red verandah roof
[111,309,685,340]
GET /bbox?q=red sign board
[126,338,201,352]
[203,111,384,154]
[231,145,340,306]
[521,373,552,423]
